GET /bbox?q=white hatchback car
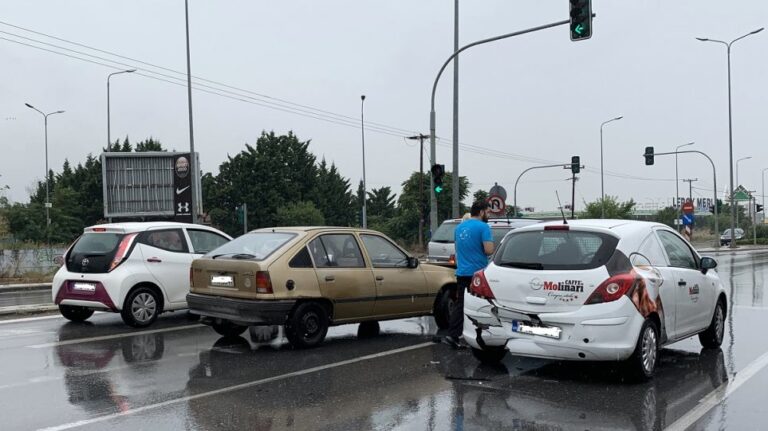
[53,222,232,327]
[463,220,726,380]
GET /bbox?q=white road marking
[37,341,433,431]
[0,314,65,325]
[27,324,204,349]
[665,350,768,431]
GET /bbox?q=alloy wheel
[131,292,157,323]
[641,326,658,374]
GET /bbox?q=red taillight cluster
[109,233,138,272]
[448,254,456,266]
[469,270,495,300]
[584,273,636,305]
[255,271,273,294]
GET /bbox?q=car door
[656,230,710,337]
[135,228,194,306]
[360,234,429,317]
[634,231,678,340]
[308,233,376,321]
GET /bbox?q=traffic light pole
[428,17,576,234]
[407,134,429,250]
[513,163,570,218]
[644,149,719,247]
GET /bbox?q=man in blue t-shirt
[445,201,494,348]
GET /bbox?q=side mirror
[407,257,420,269]
[700,256,717,274]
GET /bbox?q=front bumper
[463,294,644,362]
[187,293,296,326]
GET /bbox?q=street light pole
[451,0,460,219]
[429,17,573,234]
[762,167,768,208]
[697,27,764,248]
[107,69,136,149]
[675,142,695,231]
[600,116,623,218]
[360,95,367,229]
[513,162,570,218]
[184,0,198,224]
[736,156,751,187]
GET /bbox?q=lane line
[37,341,433,431]
[665,350,768,431]
[0,314,64,325]
[27,324,204,349]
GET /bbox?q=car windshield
[72,232,123,255]
[431,222,458,243]
[494,229,619,270]
[207,232,296,260]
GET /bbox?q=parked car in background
[464,220,727,381]
[52,222,232,327]
[720,228,745,246]
[427,217,541,264]
[187,227,457,347]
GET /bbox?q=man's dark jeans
[449,276,473,338]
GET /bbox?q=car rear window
[493,230,619,270]
[491,227,512,246]
[432,222,457,243]
[66,232,125,273]
[206,232,296,261]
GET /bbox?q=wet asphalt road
[1,251,768,430]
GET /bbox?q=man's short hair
[470,201,488,216]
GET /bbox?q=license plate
[512,320,561,339]
[210,275,235,288]
[72,282,96,293]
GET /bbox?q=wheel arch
[124,282,165,313]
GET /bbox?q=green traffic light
[434,186,443,194]
[574,24,585,35]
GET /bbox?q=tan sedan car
[187,227,457,347]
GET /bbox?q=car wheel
[626,318,659,381]
[433,288,453,330]
[699,299,726,348]
[357,321,380,338]
[121,287,161,328]
[285,302,329,348]
[212,320,248,338]
[121,333,165,363]
[59,305,94,322]
[471,346,508,364]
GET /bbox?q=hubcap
[303,312,319,337]
[714,305,725,343]
[641,326,658,374]
[131,292,157,323]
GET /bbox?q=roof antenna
[555,191,568,225]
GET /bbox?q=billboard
[101,152,201,221]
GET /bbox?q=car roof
[86,221,219,233]
[513,219,669,235]
[439,218,542,227]
[248,226,386,234]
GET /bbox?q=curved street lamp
[600,116,623,218]
[107,69,136,148]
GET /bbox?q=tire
[471,346,508,364]
[59,305,94,322]
[121,286,161,328]
[357,321,380,338]
[699,299,726,348]
[433,288,453,330]
[121,333,165,363]
[625,318,660,381]
[212,320,248,338]
[285,302,329,348]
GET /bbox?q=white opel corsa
[52,222,232,327]
[463,220,727,380]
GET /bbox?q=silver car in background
[427,218,541,264]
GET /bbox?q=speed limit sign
[487,194,505,214]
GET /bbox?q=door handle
[376,275,384,281]
[325,275,335,282]
[147,257,162,263]
[678,279,687,287]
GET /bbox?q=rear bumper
[463,294,644,362]
[187,293,295,325]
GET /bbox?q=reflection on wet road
[0,251,767,430]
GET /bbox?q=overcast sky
[1,1,766,212]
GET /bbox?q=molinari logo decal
[542,280,584,293]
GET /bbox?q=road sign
[487,194,505,214]
[682,213,694,226]
[682,200,695,214]
[489,183,507,201]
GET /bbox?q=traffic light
[236,205,244,224]
[569,0,592,41]
[644,146,654,166]
[757,204,764,213]
[431,164,445,194]
[571,156,581,174]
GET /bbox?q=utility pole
[571,173,578,219]
[407,134,429,250]
[682,178,698,201]
[184,0,198,224]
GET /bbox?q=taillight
[255,271,273,294]
[448,254,456,266]
[92,227,107,232]
[544,225,569,231]
[469,270,495,300]
[584,273,636,305]
[109,233,138,272]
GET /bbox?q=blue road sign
[682,214,694,226]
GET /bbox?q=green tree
[653,206,678,229]
[581,196,636,219]
[135,137,165,152]
[275,201,325,226]
[367,187,396,219]
[473,189,489,203]
[311,159,354,226]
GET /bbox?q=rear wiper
[498,261,544,270]
[212,253,257,260]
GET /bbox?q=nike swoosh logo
[176,186,190,195]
